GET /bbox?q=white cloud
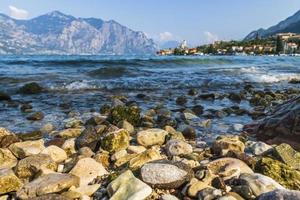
[203,31,219,44]
[8,5,29,19]
[159,32,175,41]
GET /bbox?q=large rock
[165,139,193,156]
[249,141,273,156]
[17,173,79,199]
[137,128,168,147]
[0,134,21,148]
[107,170,152,200]
[212,135,245,156]
[101,129,130,153]
[236,173,284,197]
[273,143,300,170]
[140,160,193,189]
[108,105,141,126]
[255,157,300,190]
[0,127,13,138]
[9,139,45,159]
[19,82,43,94]
[69,158,108,186]
[58,128,82,139]
[41,145,68,163]
[258,189,300,200]
[0,148,17,169]
[0,91,11,101]
[244,96,300,150]
[129,148,162,170]
[0,168,23,195]
[75,126,101,151]
[15,154,57,179]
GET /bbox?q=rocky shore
[0,82,300,200]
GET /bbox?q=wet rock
[255,157,300,190]
[244,96,300,151]
[19,82,43,94]
[58,128,82,139]
[273,143,300,170]
[9,139,45,159]
[108,105,141,126]
[165,139,193,156]
[69,157,108,186]
[129,148,162,170]
[18,130,43,141]
[20,104,33,112]
[0,134,20,148]
[198,187,222,200]
[180,125,196,140]
[75,126,101,151]
[41,145,68,163]
[212,135,245,156]
[0,148,17,169]
[0,168,23,195]
[236,173,284,197]
[117,120,135,135]
[0,92,11,101]
[188,88,198,96]
[64,118,83,129]
[107,170,152,200]
[137,128,168,147]
[176,96,187,105]
[192,105,204,115]
[101,129,130,153]
[40,123,55,134]
[27,111,44,121]
[85,116,106,126]
[228,92,243,103]
[258,189,300,200]
[289,78,300,84]
[15,154,57,179]
[17,173,79,199]
[249,141,273,156]
[199,93,215,100]
[140,160,193,189]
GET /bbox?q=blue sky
[1,0,300,45]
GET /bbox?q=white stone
[41,145,68,163]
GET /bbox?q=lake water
[0,55,299,138]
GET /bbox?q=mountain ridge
[245,10,300,40]
[0,11,157,55]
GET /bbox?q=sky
[1,0,300,46]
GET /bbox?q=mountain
[0,11,157,55]
[245,10,300,40]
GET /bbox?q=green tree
[276,36,284,54]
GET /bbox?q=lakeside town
[158,32,300,56]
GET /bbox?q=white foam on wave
[49,80,99,91]
[246,73,300,83]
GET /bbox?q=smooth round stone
[165,139,193,156]
[140,160,193,189]
[137,129,168,147]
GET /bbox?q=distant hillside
[245,10,300,40]
[0,11,158,55]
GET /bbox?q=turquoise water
[0,55,299,135]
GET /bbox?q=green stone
[274,143,300,170]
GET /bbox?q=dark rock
[258,189,300,200]
[85,116,106,126]
[198,93,215,100]
[100,104,111,115]
[19,82,43,94]
[188,89,198,96]
[140,160,194,189]
[289,79,300,84]
[176,96,187,106]
[211,177,226,190]
[0,91,11,101]
[192,105,204,115]
[20,103,33,112]
[136,93,147,99]
[45,138,65,148]
[75,126,101,151]
[0,134,21,148]
[182,125,196,140]
[26,111,44,121]
[228,92,242,102]
[108,105,140,126]
[244,96,300,151]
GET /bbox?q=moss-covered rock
[108,105,141,126]
[19,82,43,94]
[255,157,300,190]
[0,168,23,194]
[101,129,130,153]
[274,143,300,170]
